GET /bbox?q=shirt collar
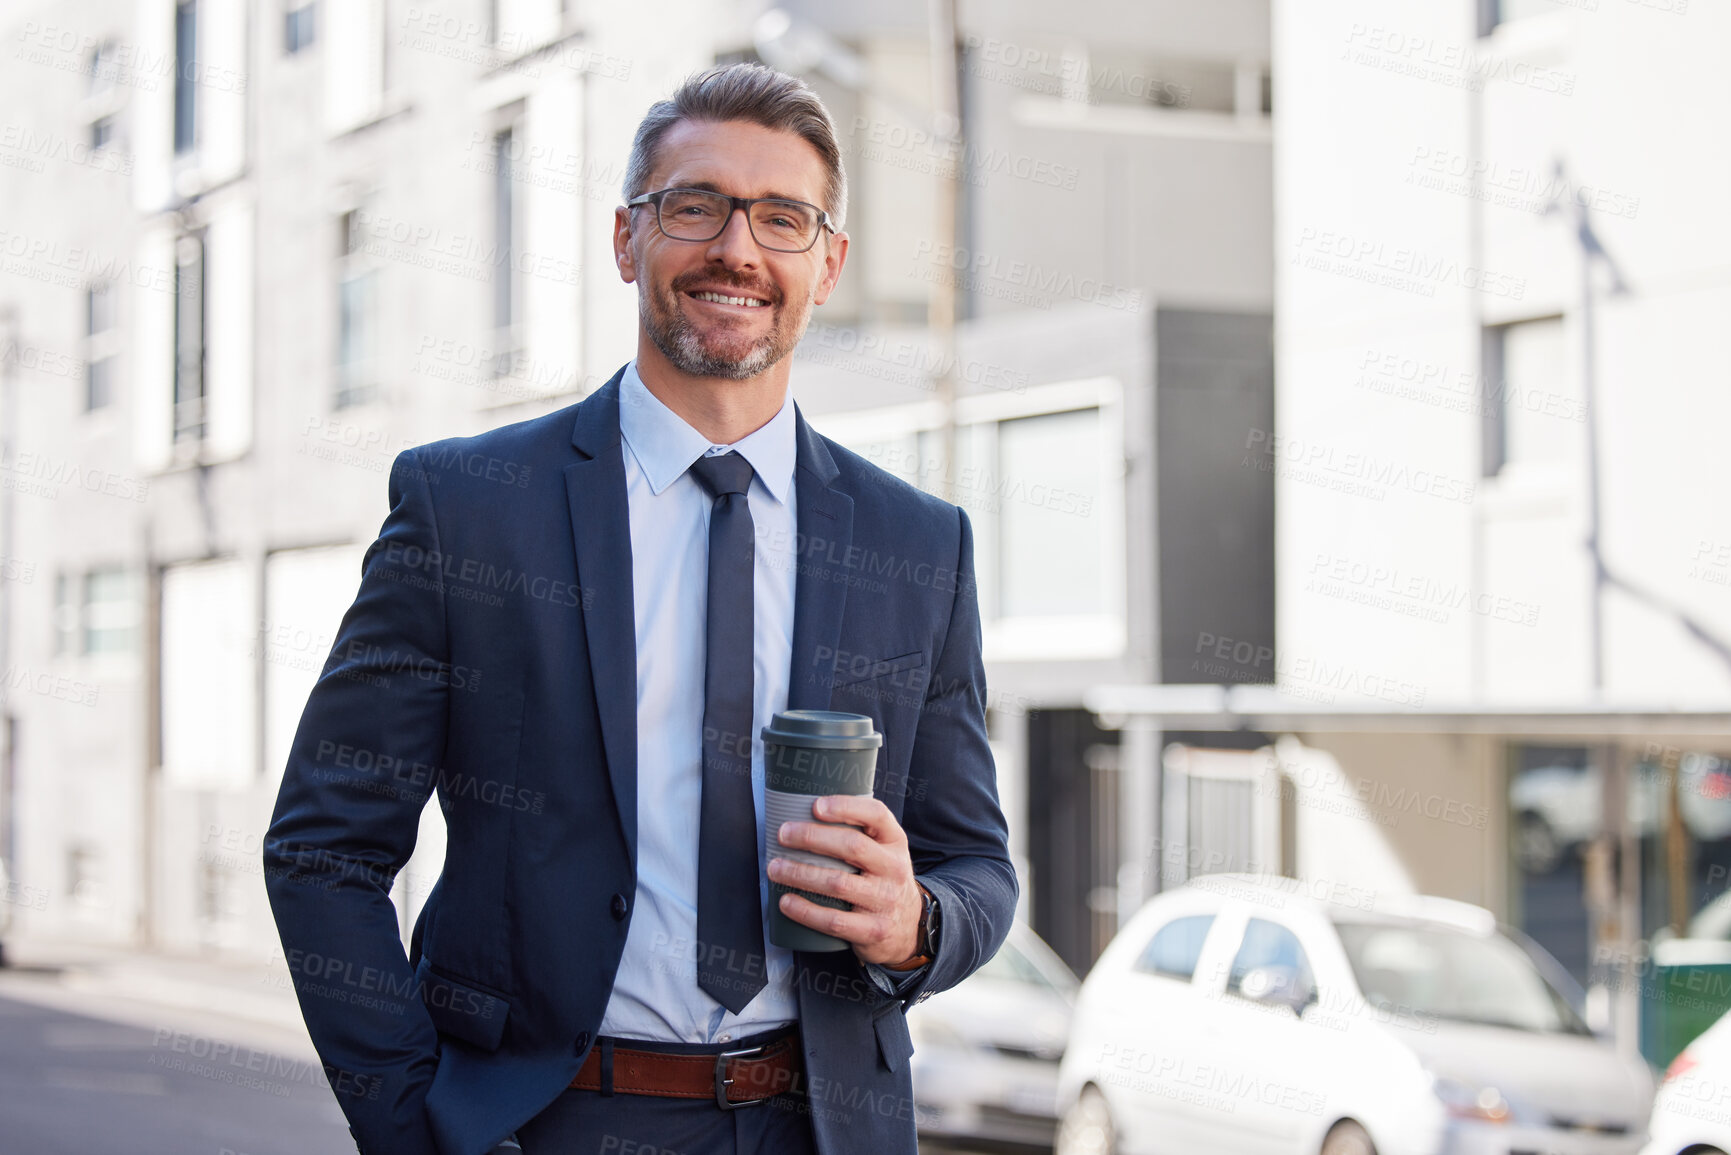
[618,360,796,505]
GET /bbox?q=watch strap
[883,883,937,970]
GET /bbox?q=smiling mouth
[689,290,771,308]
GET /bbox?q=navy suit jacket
[263,367,1018,1155]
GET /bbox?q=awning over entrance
[1085,683,1731,740]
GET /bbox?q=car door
[1202,912,1337,1155]
[1104,905,1238,1155]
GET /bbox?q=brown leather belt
[570,1029,803,1109]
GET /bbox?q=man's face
[614,118,848,381]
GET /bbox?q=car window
[1334,920,1591,1034]
[1132,913,1215,981]
[1227,918,1316,1001]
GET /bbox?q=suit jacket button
[610,893,628,921]
[574,1031,591,1056]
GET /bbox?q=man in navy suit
[264,63,1016,1155]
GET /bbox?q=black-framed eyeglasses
[625,187,835,254]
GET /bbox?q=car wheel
[1057,1086,1116,1155]
[1516,811,1562,874]
[1320,1120,1376,1155]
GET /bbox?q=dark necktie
[687,451,767,1013]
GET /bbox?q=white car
[1055,874,1655,1155]
[1640,1005,1731,1155]
[908,921,1078,1148]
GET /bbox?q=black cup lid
[761,709,883,750]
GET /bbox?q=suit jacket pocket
[872,1001,915,1073]
[831,650,926,689]
[417,957,510,1052]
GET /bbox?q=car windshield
[1334,920,1592,1035]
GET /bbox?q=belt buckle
[714,1044,769,1110]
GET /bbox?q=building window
[1081,52,1235,112]
[1480,0,1574,35]
[821,378,1124,658]
[161,558,257,789]
[53,567,139,656]
[1500,741,1730,995]
[173,232,207,442]
[861,409,1107,621]
[85,283,118,410]
[324,0,385,132]
[67,844,100,901]
[174,0,198,154]
[997,407,1107,617]
[262,543,367,780]
[88,40,119,95]
[285,0,316,53]
[1481,316,1571,478]
[83,567,138,654]
[1477,0,1500,35]
[87,42,120,153]
[492,124,521,378]
[335,208,378,407]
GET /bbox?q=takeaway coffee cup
[761,709,883,952]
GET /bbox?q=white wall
[1272,0,1731,706]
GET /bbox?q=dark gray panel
[1156,308,1275,685]
[1027,709,1122,976]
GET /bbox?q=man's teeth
[693,291,768,307]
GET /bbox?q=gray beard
[639,282,811,380]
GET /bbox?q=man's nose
[703,206,763,268]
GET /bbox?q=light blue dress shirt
[598,356,799,1045]
[599,361,918,1045]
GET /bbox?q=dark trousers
[514,1026,821,1155]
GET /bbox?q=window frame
[490,117,524,381]
[284,0,316,54]
[809,375,1127,661]
[173,0,198,155]
[84,282,120,411]
[171,229,208,444]
[1480,314,1570,482]
[334,205,381,409]
[53,565,140,659]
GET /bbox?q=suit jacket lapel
[564,369,639,865]
[786,403,854,712]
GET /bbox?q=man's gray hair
[623,63,848,231]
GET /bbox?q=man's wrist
[883,882,937,970]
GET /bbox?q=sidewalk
[0,936,320,1063]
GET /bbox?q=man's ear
[811,230,850,307]
[613,206,638,284]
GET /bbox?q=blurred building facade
[1,0,735,956]
[0,0,1278,983]
[1247,0,1731,1044]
